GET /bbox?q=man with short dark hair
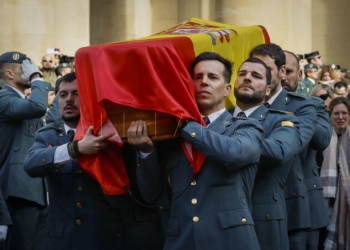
[283,50,332,249]
[333,81,349,98]
[0,51,51,250]
[251,44,318,250]
[232,57,301,250]
[24,72,165,249]
[128,52,264,249]
[302,63,319,95]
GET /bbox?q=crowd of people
[0,43,348,250]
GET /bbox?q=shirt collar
[5,84,25,98]
[267,86,283,105]
[202,108,226,127]
[307,78,315,84]
[233,104,261,117]
[64,124,76,135]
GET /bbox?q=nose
[65,93,74,103]
[200,75,209,86]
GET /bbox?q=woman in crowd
[319,65,338,87]
[310,84,334,108]
[320,97,350,249]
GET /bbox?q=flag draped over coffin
[75,17,270,195]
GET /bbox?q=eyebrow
[238,69,263,76]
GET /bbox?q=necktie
[203,116,211,126]
[67,130,75,142]
[236,112,246,118]
[264,102,271,108]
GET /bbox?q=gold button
[78,170,82,174]
[191,180,197,186]
[191,132,196,137]
[159,206,163,211]
[193,216,199,222]
[313,184,316,188]
[293,192,297,196]
[136,163,140,167]
[266,214,270,219]
[191,198,197,204]
[76,219,81,225]
[42,159,46,163]
[76,202,82,208]
[77,186,83,191]
[242,218,247,223]
[117,234,121,238]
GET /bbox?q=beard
[16,80,31,89]
[281,80,298,92]
[234,87,266,105]
[62,114,80,123]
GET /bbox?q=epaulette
[37,122,63,133]
[287,92,309,100]
[267,109,292,115]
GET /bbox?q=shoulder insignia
[286,111,293,114]
[282,121,294,127]
[224,120,231,126]
[288,92,308,100]
[260,115,264,119]
[285,97,289,101]
[58,126,62,130]
[58,133,63,137]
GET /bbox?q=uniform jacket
[137,110,264,250]
[298,78,314,95]
[248,105,301,250]
[270,88,317,231]
[301,96,331,230]
[0,189,11,226]
[0,81,50,206]
[24,122,164,250]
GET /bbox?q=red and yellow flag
[75,18,270,195]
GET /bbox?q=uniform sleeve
[181,118,264,171]
[260,113,301,165]
[294,98,317,153]
[0,80,51,121]
[24,131,58,178]
[0,189,11,226]
[309,97,332,151]
[136,150,164,204]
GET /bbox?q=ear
[297,69,302,81]
[4,69,14,80]
[279,65,286,79]
[224,83,232,96]
[265,85,272,97]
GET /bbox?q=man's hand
[0,225,8,241]
[77,126,114,155]
[21,59,41,81]
[127,120,154,153]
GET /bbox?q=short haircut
[238,57,271,86]
[191,52,233,83]
[57,72,76,91]
[328,97,350,115]
[334,81,347,91]
[284,50,300,71]
[250,43,286,70]
[0,62,13,79]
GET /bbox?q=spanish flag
[75,18,270,195]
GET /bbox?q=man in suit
[24,72,165,250]
[127,52,264,250]
[0,52,51,250]
[231,57,301,250]
[250,44,318,250]
[283,51,331,249]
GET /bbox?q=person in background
[319,65,338,87]
[301,63,319,95]
[305,51,324,68]
[41,54,57,87]
[320,97,350,249]
[333,81,349,99]
[0,52,51,250]
[55,62,72,78]
[310,84,334,109]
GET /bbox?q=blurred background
[0,0,349,68]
